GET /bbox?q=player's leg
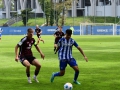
[68,58,80,85]
[54,44,57,51]
[51,60,67,82]
[39,38,44,43]
[32,59,41,83]
[37,38,40,45]
[22,60,32,83]
[54,38,58,51]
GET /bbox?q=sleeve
[18,40,24,46]
[33,39,37,46]
[62,32,65,36]
[54,31,57,35]
[39,29,42,32]
[73,40,79,47]
[17,37,26,46]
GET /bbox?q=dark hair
[27,28,33,32]
[66,29,72,35]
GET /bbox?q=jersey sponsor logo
[27,46,31,49]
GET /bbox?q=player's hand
[41,53,45,60]
[15,57,19,62]
[84,56,88,62]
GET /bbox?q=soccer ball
[64,82,73,90]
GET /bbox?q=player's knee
[36,64,41,69]
[75,69,79,73]
[26,64,30,68]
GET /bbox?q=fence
[1,25,120,35]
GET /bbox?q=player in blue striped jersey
[0,28,3,40]
[51,29,88,85]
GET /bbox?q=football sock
[74,71,79,81]
[35,70,39,76]
[26,72,30,77]
[54,72,60,77]
[28,77,31,80]
[34,75,36,78]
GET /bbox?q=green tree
[38,0,73,26]
[21,8,32,26]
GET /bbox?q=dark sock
[26,72,30,77]
[35,70,39,76]
[74,71,79,81]
[54,72,60,77]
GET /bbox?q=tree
[38,0,73,26]
[21,8,32,26]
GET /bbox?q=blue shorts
[0,34,1,37]
[59,58,78,70]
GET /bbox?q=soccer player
[70,26,74,35]
[53,26,64,52]
[15,28,45,83]
[0,28,3,40]
[35,25,44,44]
[51,29,88,85]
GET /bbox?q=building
[0,0,120,19]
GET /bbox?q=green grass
[0,35,120,90]
[1,16,119,26]
[0,19,8,26]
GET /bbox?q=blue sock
[54,72,60,77]
[74,71,79,81]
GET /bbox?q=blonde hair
[36,25,39,28]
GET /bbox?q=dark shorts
[19,56,36,66]
[37,34,41,38]
[54,37,61,44]
[0,34,1,37]
[59,58,78,70]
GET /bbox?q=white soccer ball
[64,82,73,90]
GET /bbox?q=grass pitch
[0,35,120,90]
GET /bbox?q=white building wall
[1,0,43,18]
[116,6,120,17]
[95,6,112,16]
[1,0,120,19]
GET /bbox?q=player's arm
[53,31,57,38]
[55,39,61,54]
[73,41,88,62]
[40,30,42,34]
[15,37,26,62]
[15,44,19,62]
[55,46,60,54]
[34,43,45,60]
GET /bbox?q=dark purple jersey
[35,28,42,38]
[17,36,36,57]
[54,31,65,44]
[54,31,64,38]
[35,28,41,34]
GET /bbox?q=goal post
[80,23,116,35]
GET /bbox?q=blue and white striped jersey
[57,37,78,60]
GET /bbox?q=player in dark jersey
[15,28,45,83]
[35,25,44,44]
[53,26,65,52]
